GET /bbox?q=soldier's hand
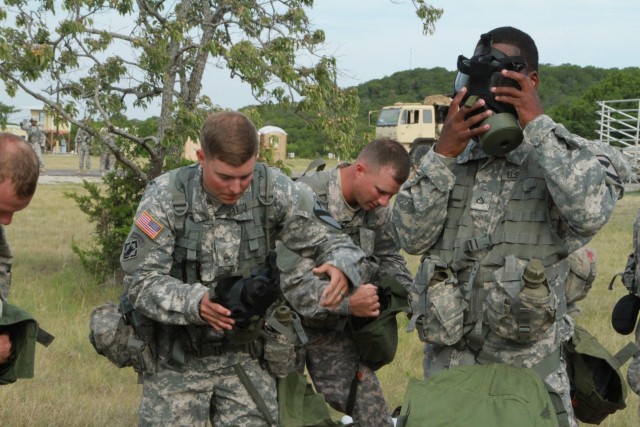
[492,69,543,129]
[349,284,380,318]
[314,263,349,310]
[0,332,12,364]
[199,294,235,332]
[434,87,493,158]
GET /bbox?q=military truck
[369,94,452,166]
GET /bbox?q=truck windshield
[377,108,401,126]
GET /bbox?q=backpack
[609,208,640,335]
[563,325,639,424]
[395,364,559,427]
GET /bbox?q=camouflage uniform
[392,115,629,427]
[0,225,12,302]
[277,166,413,427]
[98,133,116,176]
[626,208,640,417]
[75,127,91,171]
[121,164,363,427]
[20,122,45,169]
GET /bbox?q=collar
[457,137,534,166]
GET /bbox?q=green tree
[0,0,441,280]
[0,101,16,128]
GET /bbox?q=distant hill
[251,65,640,158]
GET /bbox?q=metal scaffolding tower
[596,99,640,184]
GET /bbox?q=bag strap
[233,363,276,426]
[613,341,640,367]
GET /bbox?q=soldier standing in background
[19,118,45,171]
[75,122,91,173]
[99,130,117,177]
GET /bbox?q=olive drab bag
[277,372,353,427]
[563,325,639,424]
[609,209,640,335]
[347,275,408,371]
[395,364,559,427]
[0,301,54,384]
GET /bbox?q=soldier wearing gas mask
[392,27,630,427]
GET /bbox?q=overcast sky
[6,0,639,121]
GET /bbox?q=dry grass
[0,177,638,426]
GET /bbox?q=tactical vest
[159,162,276,359]
[421,150,568,346]
[168,162,274,284]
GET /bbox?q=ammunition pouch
[411,257,466,346]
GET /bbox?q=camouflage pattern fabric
[20,123,44,169]
[392,114,629,426]
[301,328,392,427]
[98,134,116,176]
[75,127,91,170]
[121,164,363,426]
[278,167,412,427]
[139,352,276,426]
[0,225,12,302]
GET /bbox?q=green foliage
[65,172,147,281]
[0,1,443,279]
[0,101,16,128]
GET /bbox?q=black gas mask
[454,32,527,155]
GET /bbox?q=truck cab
[370,95,451,166]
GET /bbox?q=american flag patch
[135,210,164,240]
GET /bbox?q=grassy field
[0,167,638,425]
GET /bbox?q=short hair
[199,111,259,166]
[357,138,410,184]
[0,132,39,198]
[484,26,539,72]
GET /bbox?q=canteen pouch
[262,306,307,378]
[486,256,557,344]
[412,257,466,345]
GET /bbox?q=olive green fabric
[348,275,408,370]
[396,364,559,427]
[0,302,38,384]
[563,325,636,424]
[277,372,347,427]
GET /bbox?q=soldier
[120,111,364,426]
[625,208,640,418]
[276,138,413,427]
[391,26,629,427]
[75,123,91,173]
[19,118,45,171]
[98,131,116,177]
[0,133,39,369]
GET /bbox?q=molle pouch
[262,306,307,378]
[486,256,557,344]
[89,302,135,368]
[413,257,466,345]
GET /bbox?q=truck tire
[409,140,433,168]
